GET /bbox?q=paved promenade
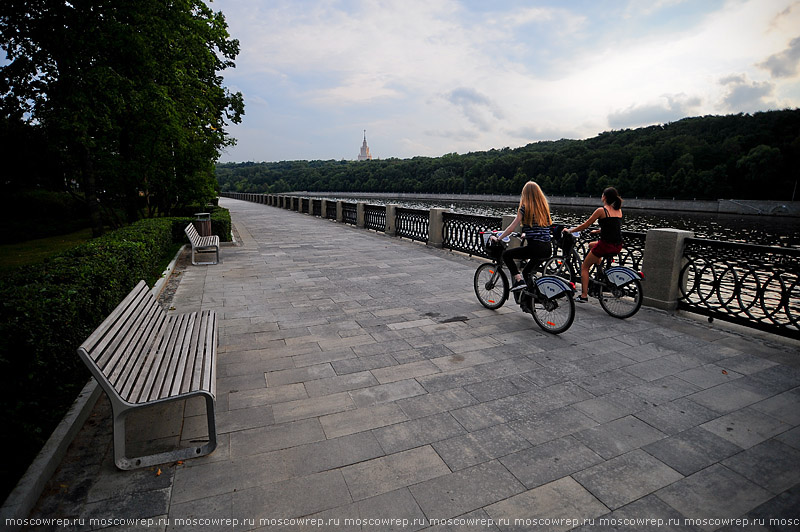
[25,197,800,531]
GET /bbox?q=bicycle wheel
[599,278,643,319]
[474,263,509,309]
[531,292,575,334]
[543,256,575,283]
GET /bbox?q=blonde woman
[491,181,553,291]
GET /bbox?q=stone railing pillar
[641,228,694,311]
[428,208,448,248]
[385,204,398,236]
[357,203,366,228]
[501,215,521,250]
[336,201,344,223]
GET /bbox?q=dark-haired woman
[564,187,623,302]
[491,181,553,291]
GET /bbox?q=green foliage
[217,110,800,201]
[1,0,244,231]
[0,207,228,500]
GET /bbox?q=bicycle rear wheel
[543,256,575,283]
[531,292,575,334]
[599,278,643,318]
[474,263,509,309]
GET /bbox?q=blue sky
[211,0,800,162]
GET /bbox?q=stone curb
[0,244,187,528]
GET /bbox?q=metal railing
[342,202,357,226]
[312,199,322,217]
[679,238,800,339]
[443,212,502,258]
[326,200,337,220]
[396,207,429,242]
[365,205,386,232]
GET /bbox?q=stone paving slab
[18,198,800,531]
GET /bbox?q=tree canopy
[217,110,800,201]
[1,0,244,234]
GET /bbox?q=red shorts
[590,240,623,258]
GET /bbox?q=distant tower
[358,130,372,161]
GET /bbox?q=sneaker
[510,279,527,292]
[576,295,589,303]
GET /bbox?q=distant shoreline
[281,191,800,218]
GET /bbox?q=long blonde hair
[520,181,551,227]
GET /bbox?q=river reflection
[339,198,800,249]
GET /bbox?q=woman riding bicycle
[491,181,552,292]
[564,187,624,303]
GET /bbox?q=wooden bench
[77,280,218,470]
[185,222,220,265]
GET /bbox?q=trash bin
[194,212,211,237]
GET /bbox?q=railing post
[385,204,398,236]
[321,199,328,218]
[501,215,521,250]
[357,203,366,228]
[428,208,447,248]
[336,201,344,223]
[641,228,694,311]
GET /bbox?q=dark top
[519,206,551,242]
[598,207,623,244]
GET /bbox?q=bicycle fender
[605,267,642,287]
[534,276,574,299]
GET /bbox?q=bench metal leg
[111,393,217,470]
[191,246,219,265]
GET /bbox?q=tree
[1,0,244,234]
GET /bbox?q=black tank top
[598,207,622,244]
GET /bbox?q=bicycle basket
[481,232,506,259]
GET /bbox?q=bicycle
[543,231,644,319]
[474,231,576,334]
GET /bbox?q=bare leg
[581,243,602,298]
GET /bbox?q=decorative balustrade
[342,202,358,225]
[679,238,800,339]
[396,207,429,242]
[365,205,387,232]
[325,200,337,220]
[443,212,502,258]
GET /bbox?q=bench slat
[94,288,162,373]
[121,314,174,403]
[106,303,166,390]
[147,312,193,402]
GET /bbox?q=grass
[0,228,94,272]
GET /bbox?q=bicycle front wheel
[474,263,509,309]
[543,256,575,283]
[532,292,575,334]
[599,279,643,319]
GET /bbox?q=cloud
[719,74,777,111]
[607,94,702,129]
[445,88,504,131]
[758,36,800,77]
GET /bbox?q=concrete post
[428,208,448,248]
[385,204,398,236]
[641,228,694,311]
[336,201,344,223]
[501,215,521,249]
[357,203,366,228]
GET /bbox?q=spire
[358,130,372,161]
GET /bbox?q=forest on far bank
[216,110,800,201]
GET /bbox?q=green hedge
[0,207,230,500]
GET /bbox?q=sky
[210,0,800,163]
